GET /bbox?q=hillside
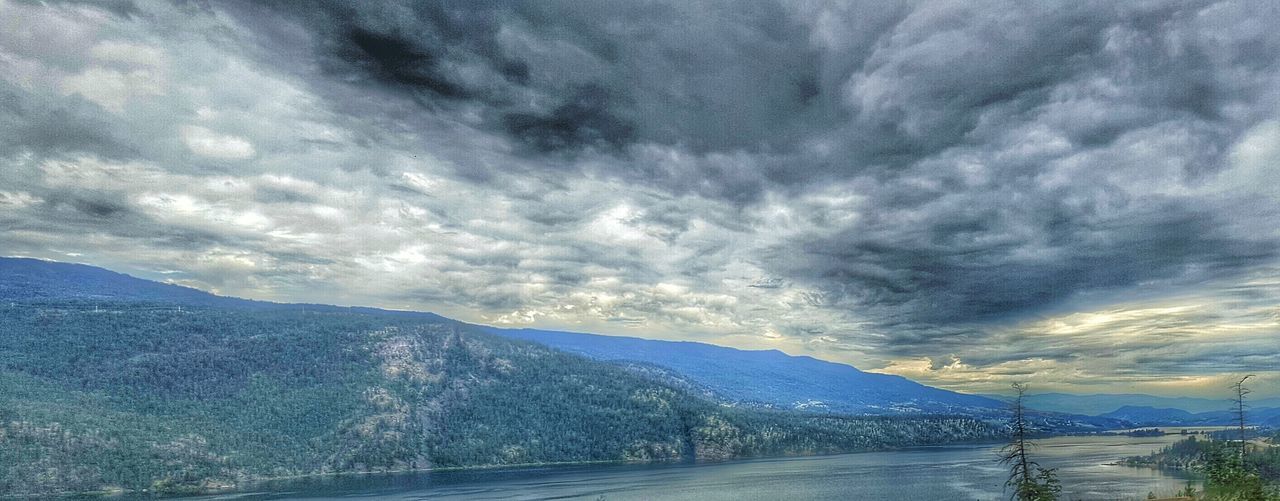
[0,257,448,321]
[487,328,1003,415]
[1123,433,1280,486]
[484,328,1129,434]
[0,257,246,306]
[1010,392,1280,416]
[0,259,1004,497]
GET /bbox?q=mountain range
[0,257,1029,418]
[5,258,1261,425]
[1,256,1269,496]
[486,327,1004,415]
[0,257,1006,496]
[1004,392,1280,416]
[0,258,1123,423]
[979,392,1280,427]
[1098,406,1280,428]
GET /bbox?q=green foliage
[1007,466,1061,501]
[0,301,1003,497]
[1127,435,1280,501]
[1204,447,1274,501]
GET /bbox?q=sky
[1,0,1278,398]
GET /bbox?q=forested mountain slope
[0,263,1004,497]
[488,328,1005,415]
[486,329,1130,433]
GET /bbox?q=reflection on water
[185,434,1198,501]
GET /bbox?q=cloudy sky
[2,0,1278,398]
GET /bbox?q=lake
[186,433,1203,501]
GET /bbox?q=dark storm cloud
[2,185,240,250]
[232,1,1279,186]
[225,0,841,159]
[501,84,635,153]
[219,0,1280,349]
[0,83,138,160]
[770,198,1277,333]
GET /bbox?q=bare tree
[999,382,1060,500]
[1002,383,1035,489]
[1231,374,1254,459]
[1203,375,1266,498]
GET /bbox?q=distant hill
[486,328,1005,416]
[1001,392,1280,418]
[482,328,1133,434]
[1099,406,1200,424]
[1099,405,1280,428]
[0,257,1005,497]
[0,257,448,321]
[0,257,244,305]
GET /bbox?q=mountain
[1010,392,1273,416]
[0,256,448,320]
[487,328,1005,416]
[0,258,1003,497]
[1099,406,1200,425]
[482,329,1131,433]
[0,257,245,306]
[1099,406,1280,428]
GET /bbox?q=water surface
[188,433,1201,501]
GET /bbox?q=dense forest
[1125,433,1280,477]
[1123,432,1280,499]
[0,301,1003,497]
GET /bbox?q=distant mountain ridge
[980,392,1280,427]
[0,257,448,321]
[1099,405,1280,428]
[1008,392,1280,416]
[484,328,1134,431]
[0,257,243,305]
[486,327,1006,416]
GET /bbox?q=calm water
[185,434,1203,501]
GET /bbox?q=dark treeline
[0,301,1002,497]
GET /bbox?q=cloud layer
[2,0,1278,397]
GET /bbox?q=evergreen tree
[999,382,1060,501]
[1203,375,1272,501]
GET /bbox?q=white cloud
[59,40,168,112]
[180,125,256,160]
[1224,120,1280,192]
[0,190,40,207]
